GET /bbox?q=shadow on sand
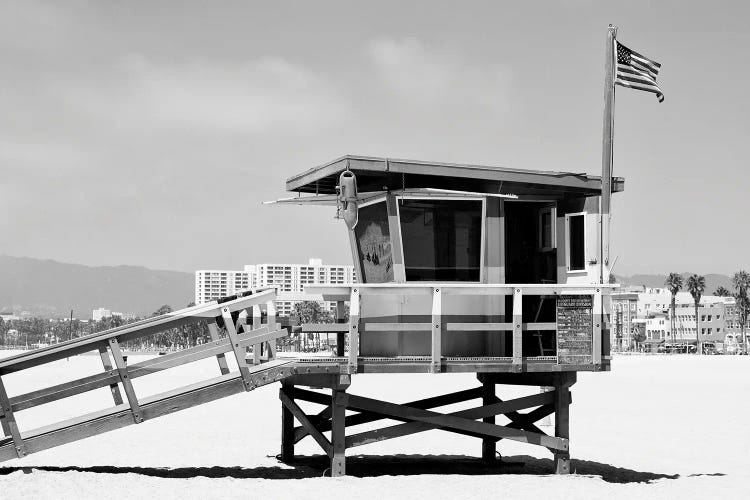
[0,454,704,484]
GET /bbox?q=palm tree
[732,270,750,354]
[665,273,683,352]
[714,286,731,297]
[686,274,706,355]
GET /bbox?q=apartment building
[195,259,356,316]
[194,269,251,305]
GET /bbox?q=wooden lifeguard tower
[273,155,623,475]
[0,154,622,478]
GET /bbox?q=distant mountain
[0,255,193,318]
[613,273,736,294]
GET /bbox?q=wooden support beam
[431,287,442,373]
[98,346,123,405]
[482,379,496,462]
[553,372,574,474]
[108,338,142,424]
[345,391,556,448]
[207,320,230,375]
[292,386,484,443]
[222,306,253,391]
[330,388,347,476]
[0,375,26,457]
[348,288,360,374]
[280,382,295,462]
[279,388,332,457]
[344,392,566,451]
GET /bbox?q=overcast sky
[1,0,748,276]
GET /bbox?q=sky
[1,0,748,276]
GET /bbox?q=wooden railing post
[266,301,278,360]
[98,346,124,405]
[431,288,442,373]
[513,287,523,369]
[348,288,360,374]
[109,337,142,423]
[252,305,262,365]
[593,289,602,365]
[207,320,231,375]
[221,307,253,391]
[336,300,346,357]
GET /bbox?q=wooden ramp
[0,290,298,463]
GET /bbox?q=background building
[195,259,356,316]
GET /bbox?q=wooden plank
[279,389,332,456]
[109,338,142,424]
[222,306,253,390]
[513,288,524,367]
[302,323,350,333]
[0,376,26,457]
[345,391,562,449]
[207,320,230,375]
[348,288,360,374]
[98,347,124,405]
[447,323,512,331]
[365,323,432,332]
[431,287,442,373]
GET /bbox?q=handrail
[0,289,277,374]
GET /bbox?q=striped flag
[615,41,664,102]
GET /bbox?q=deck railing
[304,284,616,373]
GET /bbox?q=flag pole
[600,24,617,285]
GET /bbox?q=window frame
[538,205,557,251]
[395,195,486,283]
[565,211,588,274]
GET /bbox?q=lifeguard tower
[275,155,622,475]
[0,154,622,477]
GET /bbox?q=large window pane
[399,199,482,281]
[354,201,394,283]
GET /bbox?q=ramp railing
[0,289,290,462]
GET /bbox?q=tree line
[0,303,213,351]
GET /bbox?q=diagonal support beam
[291,386,484,443]
[344,392,567,451]
[109,338,142,423]
[346,392,558,448]
[279,388,332,457]
[98,347,123,405]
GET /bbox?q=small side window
[566,213,586,272]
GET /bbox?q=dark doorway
[504,202,558,357]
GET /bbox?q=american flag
[615,41,664,102]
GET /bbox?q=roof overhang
[286,155,625,198]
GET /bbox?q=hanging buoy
[338,170,358,229]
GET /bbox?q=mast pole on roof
[600,24,617,284]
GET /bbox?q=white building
[194,259,356,316]
[194,269,251,305]
[92,308,112,322]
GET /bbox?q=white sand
[1,352,747,499]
